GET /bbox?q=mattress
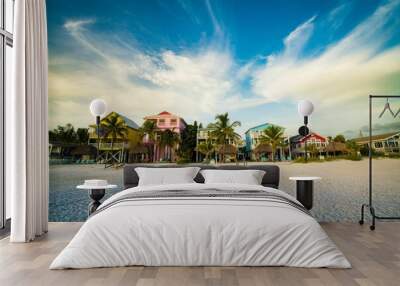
[50,183,350,269]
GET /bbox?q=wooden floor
[0,222,399,286]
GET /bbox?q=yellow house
[88,112,142,163]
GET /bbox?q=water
[49,160,400,222]
[49,164,123,221]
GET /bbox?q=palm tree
[159,129,180,161]
[139,120,157,162]
[140,120,157,142]
[259,125,285,162]
[209,113,241,163]
[50,123,77,143]
[101,114,128,153]
[197,140,214,162]
[76,128,89,144]
[346,140,360,156]
[333,134,346,143]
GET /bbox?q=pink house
[143,111,187,161]
[144,111,187,132]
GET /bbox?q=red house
[289,132,328,158]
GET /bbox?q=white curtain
[9,0,49,242]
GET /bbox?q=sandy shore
[49,158,400,222]
[274,159,400,222]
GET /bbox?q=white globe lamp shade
[90,99,107,117]
[298,100,314,117]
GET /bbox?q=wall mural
[47,0,400,222]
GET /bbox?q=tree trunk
[272,147,276,162]
[170,145,174,161]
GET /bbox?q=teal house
[245,123,289,161]
[245,123,273,154]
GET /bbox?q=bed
[50,165,350,269]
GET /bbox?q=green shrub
[359,146,386,157]
[325,155,347,161]
[176,158,192,164]
[345,154,362,161]
[359,145,369,156]
[293,157,323,163]
[371,151,385,158]
[388,153,400,159]
[324,157,336,161]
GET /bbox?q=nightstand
[77,183,117,215]
[289,177,321,210]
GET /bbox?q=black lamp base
[88,189,105,215]
[296,180,313,210]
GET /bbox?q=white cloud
[205,0,223,38]
[327,2,352,31]
[49,18,245,129]
[49,0,400,137]
[251,0,400,134]
[63,19,95,32]
[177,0,201,25]
[282,15,316,59]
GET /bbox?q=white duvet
[50,183,350,269]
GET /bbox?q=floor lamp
[90,99,107,162]
[298,100,314,162]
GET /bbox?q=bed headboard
[123,164,280,189]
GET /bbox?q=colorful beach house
[289,132,328,159]
[353,131,400,155]
[88,112,142,164]
[245,123,288,161]
[143,111,187,162]
[196,127,216,162]
[196,126,241,162]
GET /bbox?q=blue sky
[47,0,400,137]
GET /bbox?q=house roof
[118,114,140,129]
[98,112,140,129]
[302,133,327,142]
[145,111,178,118]
[144,111,187,127]
[324,142,348,152]
[353,132,399,143]
[245,123,276,134]
[289,135,303,142]
[289,132,327,143]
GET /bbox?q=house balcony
[89,142,128,150]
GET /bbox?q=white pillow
[200,169,266,185]
[135,167,201,186]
